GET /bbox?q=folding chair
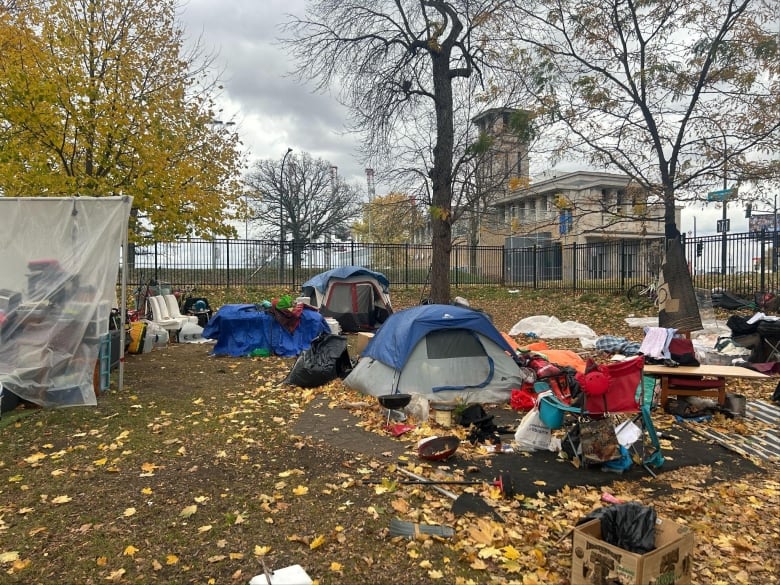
[757,321,780,362]
[537,356,664,476]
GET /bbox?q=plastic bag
[514,407,552,451]
[578,502,657,554]
[405,394,429,422]
[284,333,352,388]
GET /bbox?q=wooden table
[643,364,769,407]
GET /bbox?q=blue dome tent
[343,304,523,403]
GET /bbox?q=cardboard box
[571,516,693,585]
[356,332,375,355]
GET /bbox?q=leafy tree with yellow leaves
[352,192,423,244]
[0,0,245,247]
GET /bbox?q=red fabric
[668,376,725,389]
[584,356,645,413]
[510,384,537,411]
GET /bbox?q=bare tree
[244,152,363,269]
[282,0,517,303]
[505,0,780,239]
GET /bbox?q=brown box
[571,516,693,585]
[356,332,375,355]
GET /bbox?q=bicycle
[626,277,660,306]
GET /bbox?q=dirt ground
[2,288,778,583]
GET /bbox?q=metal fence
[122,232,780,297]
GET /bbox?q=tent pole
[118,198,129,393]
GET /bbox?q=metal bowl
[377,393,412,410]
[417,435,460,461]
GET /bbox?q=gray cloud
[178,0,369,190]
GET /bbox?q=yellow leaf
[166,554,179,565]
[198,525,212,533]
[141,462,158,473]
[194,495,208,503]
[309,535,325,550]
[123,545,138,556]
[253,545,271,557]
[531,548,546,566]
[428,569,444,579]
[330,562,343,571]
[141,487,153,495]
[533,480,546,486]
[11,558,30,571]
[106,568,126,581]
[470,558,488,570]
[180,504,197,518]
[207,554,226,562]
[419,560,433,569]
[292,485,309,496]
[0,551,20,563]
[502,545,521,561]
[24,453,46,464]
[94,457,108,466]
[96,556,107,566]
[152,559,163,570]
[51,469,65,477]
[229,552,244,560]
[8,475,23,483]
[51,495,72,504]
[478,546,501,559]
[391,499,409,513]
[123,507,136,517]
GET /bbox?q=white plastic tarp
[0,197,131,408]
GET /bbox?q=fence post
[500,245,505,287]
[404,243,409,286]
[572,242,578,291]
[225,239,231,288]
[154,241,159,282]
[533,245,538,289]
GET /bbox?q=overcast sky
[176,0,751,238]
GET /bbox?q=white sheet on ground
[508,315,597,341]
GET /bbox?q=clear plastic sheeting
[0,197,131,408]
[508,315,597,343]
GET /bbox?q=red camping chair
[537,356,664,475]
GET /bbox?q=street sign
[716,218,731,233]
[707,187,737,202]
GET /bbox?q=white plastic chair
[147,295,186,339]
[163,294,198,325]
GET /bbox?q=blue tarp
[202,304,330,357]
[301,266,390,294]
[362,304,515,369]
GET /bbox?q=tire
[626,284,647,303]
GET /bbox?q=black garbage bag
[577,502,657,554]
[285,333,352,388]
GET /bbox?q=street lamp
[279,147,293,280]
[719,127,729,276]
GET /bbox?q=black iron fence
[122,232,780,298]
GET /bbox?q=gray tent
[344,304,523,403]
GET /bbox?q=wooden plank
[643,364,769,379]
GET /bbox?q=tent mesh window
[425,329,484,359]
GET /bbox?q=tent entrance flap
[323,282,376,331]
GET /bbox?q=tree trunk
[429,52,455,304]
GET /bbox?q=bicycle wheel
[626,284,648,303]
